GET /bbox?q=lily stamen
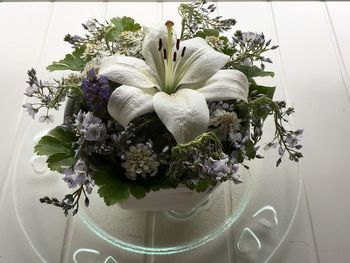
[181,47,186,57]
[176,39,180,50]
[158,38,163,51]
[173,52,177,62]
[163,49,167,60]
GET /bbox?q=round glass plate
[10,112,301,263]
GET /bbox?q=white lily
[99,21,249,144]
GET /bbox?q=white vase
[118,186,215,211]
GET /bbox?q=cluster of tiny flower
[264,129,304,166]
[210,109,241,140]
[63,160,95,194]
[178,0,236,39]
[203,155,241,183]
[180,150,241,189]
[82,69,111,113]
[208,101,250,161]
[114,30,144,58]
[205,36,225,51]
[121,142,160,180]
[23,69,66,123]
[74,110,107,142]
[110,123,135,153]
[84,43,106,57]
[232,30,277,69]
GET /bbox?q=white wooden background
[0,1,350,262]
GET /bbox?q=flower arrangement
[23,0,303,216]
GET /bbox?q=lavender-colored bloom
[62,160,95,194]
[38,115,55,124]
[203,155,241,183]
[81,112,107,142]
[63,169,77,188]
[82,69,111,113]
[74,111,107,142]
[22,103,37,119]
[25,85,38,96]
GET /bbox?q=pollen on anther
[181,47,186,57]
[176,39,180,50]
[173,52,177,62]
[163,49,167,60]
[158,38,163,51]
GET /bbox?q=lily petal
[107,85,157,127]
[99,55,160,89]
[142,26,174,85]
[153,89,209,144]
[174,37,229,87]
[195,70,249,102]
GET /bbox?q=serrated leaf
[129,184,148,199]
[47,46,87,72]
[106,16,141,42]
[234,65,274,78]
[195,181,210,192]
[244,140,256,160]
[111,16,141,32]
[35,136,71,156]
[35,126,77,172]
[47,126,77,143]
[94,166,130,206]
[47,153,76,172]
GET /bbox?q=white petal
[173,37,229,87]
[195,70,249,102]
[99,55,160,89]
[142,26,173,85]
[153,89,209,144]
[107,85,157,127]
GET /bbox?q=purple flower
[82,69,111,113]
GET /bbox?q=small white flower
[210,109,240,139]
[122,143,159,180]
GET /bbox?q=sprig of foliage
[40,185,90,216]
[64,17,142,57]
[178,0,236,39]
[229,30,278,70]
[47,46,88,72]
[246,96,303,166]
[23,69,82,122]
[168,132,226,192]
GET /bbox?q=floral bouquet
[23,0,303,216]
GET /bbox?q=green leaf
[244,140,256,160]
[47,46,87,72]
[35,126,77,172]
[111,16,141,32]
[106,16,141,42]
[195,180,211,192]
[250,84,276,99]
[47,153,76,173]
[47,125,77,142]
[94,166,130,206]
[195,29,219,38]
[234,65,274,78]
[129,184,148,199]
[35,136,71,156]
